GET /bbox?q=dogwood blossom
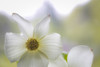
[4,13,62,67]
[48,45,94,67]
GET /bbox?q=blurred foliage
[0,55,17,67]
[63,0,100,45]
[62,53,68,62]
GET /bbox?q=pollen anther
[26,38,39,51]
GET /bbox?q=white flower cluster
[4,13,93,67]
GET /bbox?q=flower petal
[39,33,62,59]
[12,13,33,37]
[33,15,50,40]
[5,33,27,62]
[18,51,49,67]
[48,55,68,67]
[68,45,94,67]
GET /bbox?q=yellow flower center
[26,38,39,51]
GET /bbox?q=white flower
[4,13,62,67]
[48,45,94,67]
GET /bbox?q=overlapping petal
[39,33,62,59]
[48,55,68,67]
[12,13,33,37]
[68,45,94,67]
[5,33,27,62]
[18,51,48,67]
[33,15,50,40]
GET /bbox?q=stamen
[26,38,39,51]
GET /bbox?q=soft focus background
[0,0,100,67]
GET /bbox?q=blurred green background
[0,0,100,67]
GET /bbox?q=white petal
[39,33,62,59]
[68,45,94,67]
[48,55,68,67]
[33,15,50,40]
[5,33,27,62]
[18,51,49,67]
[12,13,33,37]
